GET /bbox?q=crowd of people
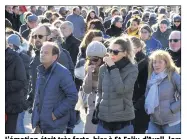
[5,5,181,134]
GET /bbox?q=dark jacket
[171,24,181,31]
[106,25,123,37]
[62,34,81,65]
[153,27,172,50]
[133,51,150,133]
[104,19,111,30]
[96,58,138,122]
[12,13,22,32]
[5,10,13,25]
[21,28,31,41]
[168,49,181,68]
[32,62,78,132]
[5,48,27,114]
[19,23,28,35]
[29,47,74,106]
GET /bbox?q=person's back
[5,47,27,133]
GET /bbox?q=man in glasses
[168,31,181,67]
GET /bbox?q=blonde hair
[148,50,180,80]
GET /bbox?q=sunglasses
[107,48,124,55]
[174,21,180,23]
[169,39,181,43]
[89,57,100,62]
[32,34,48,39]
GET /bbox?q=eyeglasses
[32,34,48,39]
[107,48,124,55]
[169,39,181,43]
[87,57,100,62]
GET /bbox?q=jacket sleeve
[53,69,78,119]
[82,71,92,94]
[64,50,75,76]
[95,65,105,107]
[6,56,26,94]
[109,66,138,95]
[170,72,181,114]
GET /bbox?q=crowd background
[5,5,181,134]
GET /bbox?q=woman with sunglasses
[139,24,163,56]
[130,36,150,133]
[145,50,181,133]
[82,41,107,133]
[171,15,181,31]
[95,37,138,133]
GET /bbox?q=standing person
[59,6,67,18]
[28,24,74,109]
[153,19,172,50]
[86,10,100,26]
[145,50,181,133]
[30,6,37,15]
[5,6,13,25]
[130,36,150,133]
[171,15,181,31]
[60,21,81,66]
[125,17,141,38]
[12,6,22,32]
[82,41,107,133]
[7,34,31,133]
[5,40,27,133]
[19,11,32,35]
[168,31,181,68]
[120,8,127,22]
[21,14,38,40]
[104,9,120,30]
[106,15,123,37]
[96,37,138,134]
[139,24,163,56]
[66,6,86,40]
[32,42,78,134]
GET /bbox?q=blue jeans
[96,121,134,134]
[15,111,25,133]
[148,121,181,134]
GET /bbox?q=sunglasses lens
[38,35,44,39]
[113,50,119,55]
[169,39,180,43]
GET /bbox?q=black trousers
[5,113,18,134]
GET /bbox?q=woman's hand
[103,56,115,67]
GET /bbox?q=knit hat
[7,34,21,47]
[173,15,181,21]
[140,24,152,34]
[86,41,107,58]
[111,15,123,25]
[27,14,38,22]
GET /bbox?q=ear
[52,54,58,61]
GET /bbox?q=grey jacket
[96,63,138,122]
[145,72,181,125]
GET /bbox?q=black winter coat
[133,51,150,133]
[5,48,27,114]
[12,13,22,32]
[106,25,123,37]
[62,34,81,65]
[168,49,181,68]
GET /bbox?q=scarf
[145,70,167,114]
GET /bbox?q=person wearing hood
[96,37,138,133]
[140,24,163,56]
[171,15,181,31]
[82,41,107,133]
[148,13,157,27]
[153,19,172,50]
[125,17,141,38]
[142,12,150,23]
[5,39,27,133]
[168,31,181,68]
[7,34,31,133]
[106,15,123,37]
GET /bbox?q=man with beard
[168,31,181,68]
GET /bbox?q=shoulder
[122,63,138,74]
[172,71,180,80]
[55,62,71,74]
